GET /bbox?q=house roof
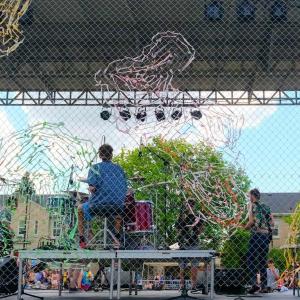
[261,193,300,214]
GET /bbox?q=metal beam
[0,90,300,106]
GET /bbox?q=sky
[234,106,300,192]
[0,103,299,193]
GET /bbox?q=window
[52,220,61,237]
[18,219,26,236]
[34,220,38,236]
[47,197,63,209]
[272,221,280,239]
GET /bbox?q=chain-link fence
[0,0,300,299]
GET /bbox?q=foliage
[268,248,286,273]
[3,173,36,216]
[221,228,250,268]
[283,203,300,269]
[15,172,36,197]
[114,137,250,247]
[282,215,293,225]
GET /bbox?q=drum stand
[169,267,204,300]
[169,281,200,300]
[87,217,125,249]
[93,262,110,291]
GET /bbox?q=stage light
[100,110,111,120]
[191,110,202,120]
[155,107,166,121]
[271,0,287,21]
[171,108,182,120]
[119,107,131,121]
[100,106,112,120]
[237,0,256,21]
[135,107,147,122]
[205,1,224,21]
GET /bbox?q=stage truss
[1,90,300,106]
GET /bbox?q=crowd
[25,268,94,291]
[23,260,299,293]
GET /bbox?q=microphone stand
[141,146,170,246]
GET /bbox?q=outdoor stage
[1,1,300,300]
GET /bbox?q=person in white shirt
[266,259,280,292]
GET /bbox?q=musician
[175,199,204,291]
[78,144,127,248]
[244,188,274,294]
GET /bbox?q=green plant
[221,229,251,268]
[282,215,293,225]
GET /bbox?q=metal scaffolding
[1,90,300,106]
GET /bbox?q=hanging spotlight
[100,104,112,121]
[237,0,256,21]
[119,106,131,121]
[205,1,224,21]
[171,108,182,120]
[191,110,202,120]
[270,0,287,22]
[135,107,147,122]
[155,106,166,121]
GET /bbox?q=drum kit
[67,175,156,249]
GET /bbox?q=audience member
[266,259,279,292]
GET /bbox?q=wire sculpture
[158,139,248,230]
[0,0,31,57]
[95,32,243,157]
[95,31,195,93]
[0,122,97,249]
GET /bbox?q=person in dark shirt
[175,199,204,290]
[244,188,274,294]
[78,144,127,248]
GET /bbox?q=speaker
[215,268,246,294]
[0,256,18,294]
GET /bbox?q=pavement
[4,289,299,300]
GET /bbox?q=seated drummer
[176,199,204,291]
[78,144,127,249]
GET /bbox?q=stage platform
[6,289,297,300]
[17,249,216,300]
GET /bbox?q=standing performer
[244,188,274,294]
[78,144,127,248]
[176,199,204,291]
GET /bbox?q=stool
[86,214,125,249]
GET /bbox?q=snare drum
[132,201,154,233]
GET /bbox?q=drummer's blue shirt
[87,161,127,208]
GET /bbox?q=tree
[115,137,250,248]
[16,172,35,198]
[15,172,35,249]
